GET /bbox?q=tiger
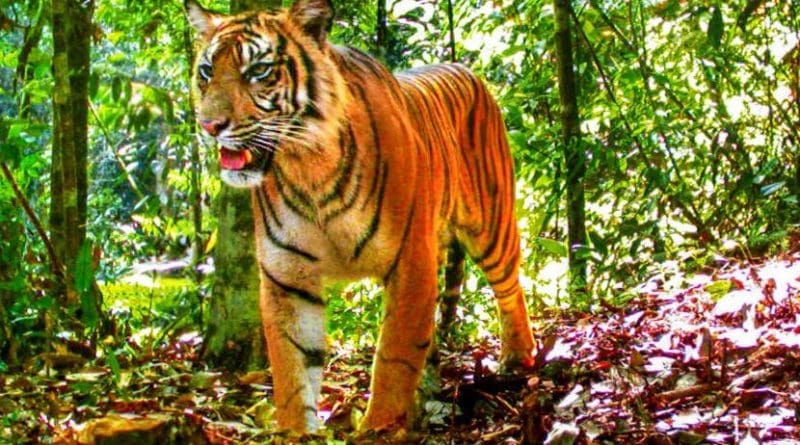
[185,0,536,434]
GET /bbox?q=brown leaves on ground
[519,249,800,444]
[1,250,799,444]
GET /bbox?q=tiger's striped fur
[186,0,535,434]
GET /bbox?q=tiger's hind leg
[465,226,535,367]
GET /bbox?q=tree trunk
[51,0,94,307]
[202,0,281,371]
[184,25,204,313]
[552,0,588,303]
[376,0,387,62]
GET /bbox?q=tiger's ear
[290,0,334,44]
[185,0,226,41]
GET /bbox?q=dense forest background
[1,0,799,443]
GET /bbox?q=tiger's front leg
[258,265,326,434]
[361,238,439,431]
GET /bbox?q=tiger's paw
[499,345,537,372]
[274,409,321,437]
[357,410,408,437]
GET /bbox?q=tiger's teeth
[244,150,253,163]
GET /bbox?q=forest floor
[2,244,800,444]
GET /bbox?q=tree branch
[0,162,65,280]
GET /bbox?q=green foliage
[102,278,197,326]
[326,281,382,347]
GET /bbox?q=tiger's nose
[199,118,230,137]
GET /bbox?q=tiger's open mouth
[219,147,253,170]
[218,146,273,171]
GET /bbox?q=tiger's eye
[245,62,272,80]
[198,63,213,80]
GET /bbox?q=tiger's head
[186,0,346,188]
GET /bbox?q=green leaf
[705,280,733,301]
[105,350,121,384]
[107,52,127,64]
[707,6,723,48]
[74,241,98,328]
[75,241,93,295]
[760,181,785,196]
[88,72,99,99]
[588,230,607,257]
[536,237,567,257]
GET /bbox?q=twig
[480,424,520,441]
[477,390,519,416]
[653,383,713,403]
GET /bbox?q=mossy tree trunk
[202,0,282,372]
[552,0,588,303]
[50,0,94,307]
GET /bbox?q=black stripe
[240,28,264,42]
[439,65,472,104]
[248,91,274,114]
[382,202,415,282]
[284,334,326,367]
[477,145,509,266]
[286,57,300,113]
[352,163,388,259]
[487,246,520,288]
[320,124,357,206]
[277,386,304,409]
[474,214,507,265]
[272,166,316,221]
[440,155,451,217]
[355,85,382,209]
[256,189,318,261]
[299,50,320,118]
[471,89,489,234]
[466,75,481,147]
[415,339,431,350]
[260,264,325,306]
[279,28,318,118]
[275,33,287,54]
[348,46,388,80]
[322,171,362,223]
[378,353,419,374]
[349,84,383,210]
[261,184,282,228]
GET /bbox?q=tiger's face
[187,0,344,188]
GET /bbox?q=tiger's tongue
[219,147,249,170]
